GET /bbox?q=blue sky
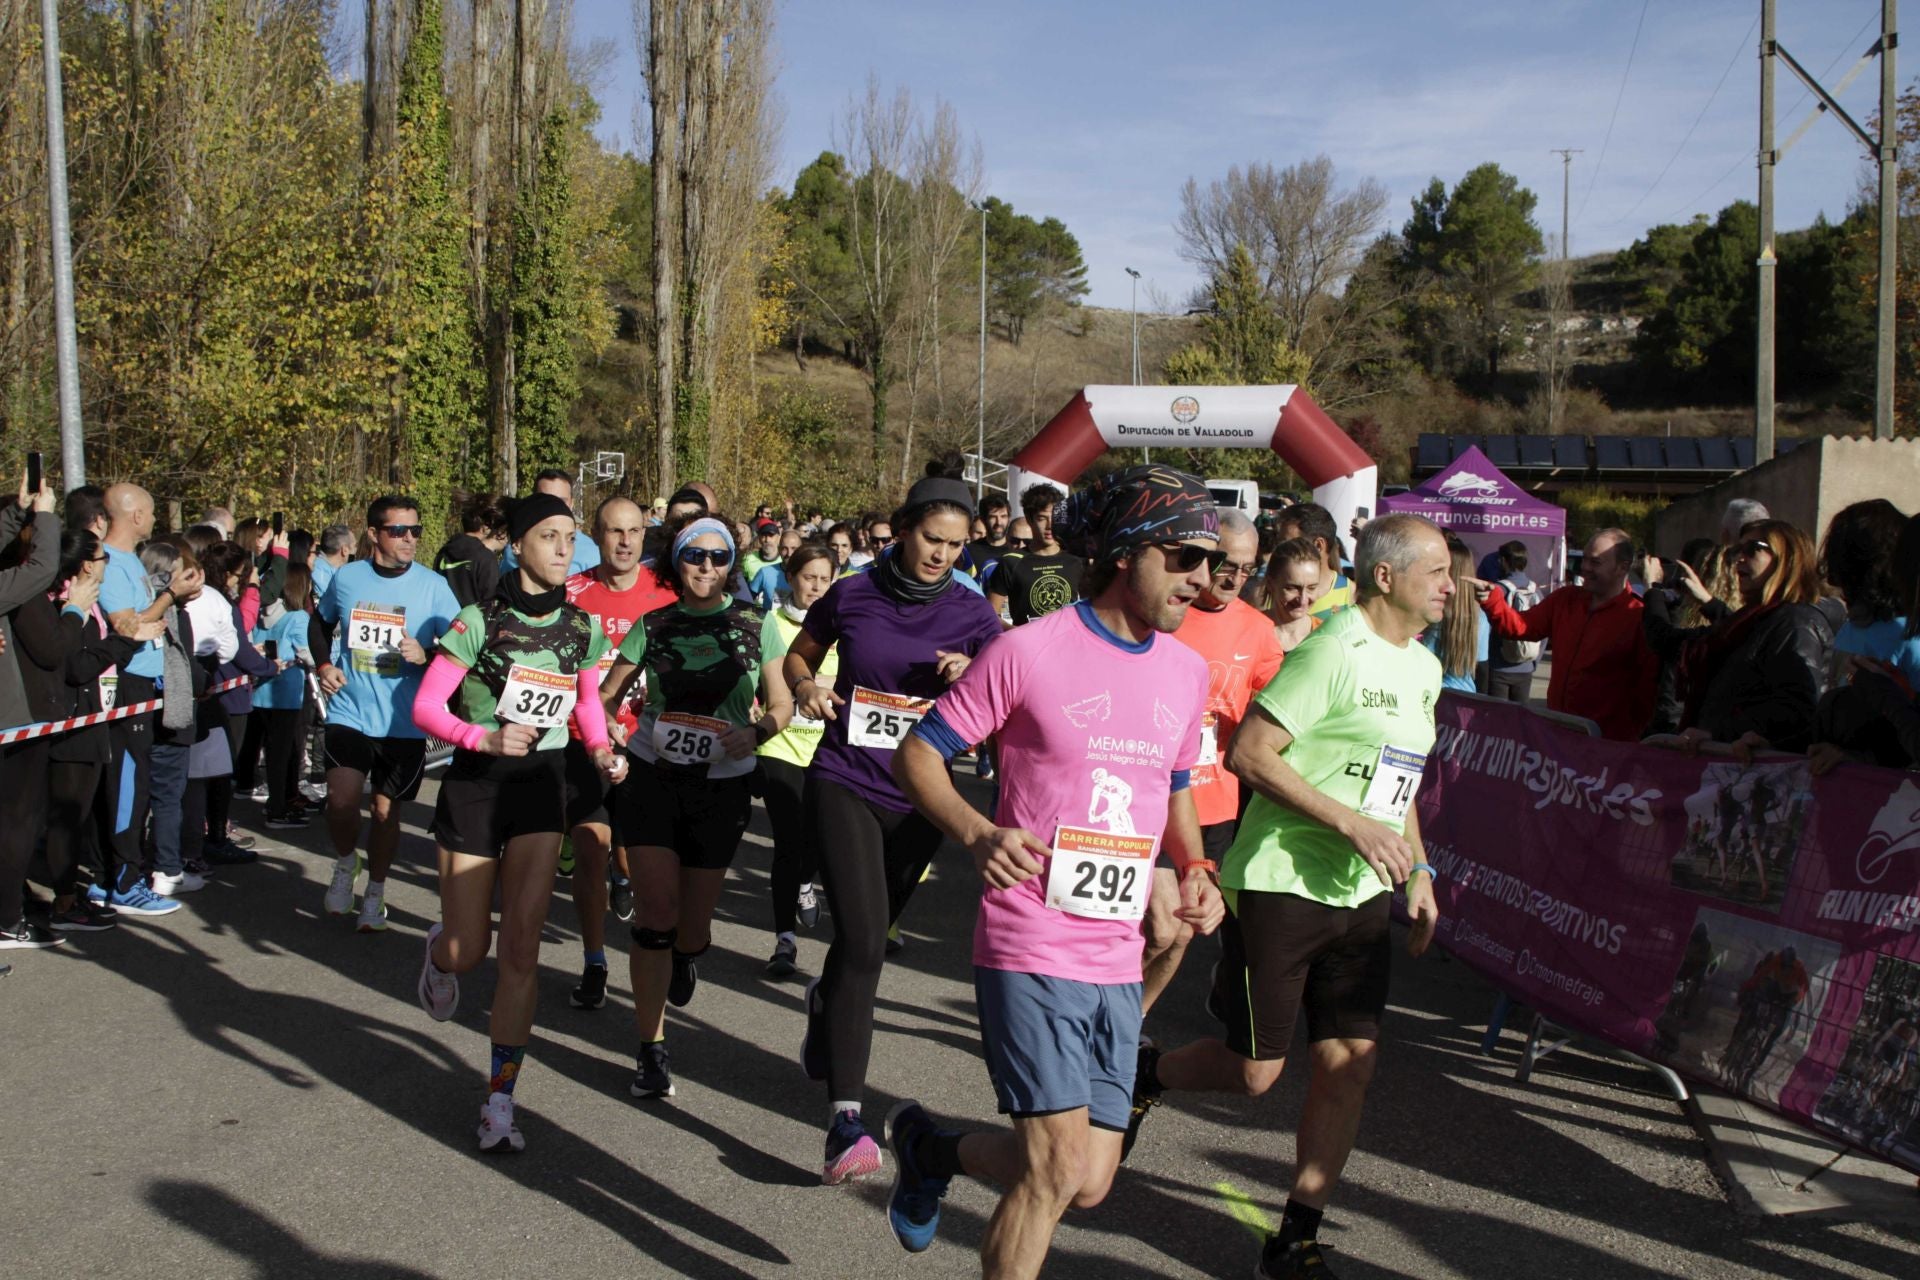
[564,0,1884,310]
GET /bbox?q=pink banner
[1416,695,1920,1173]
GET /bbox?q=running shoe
[299,780,328,804]
[477,1091,525,1154]
[823,1109,883,1185]
[668,950,698,1008]
[610,877,634,922]
[796,884,820,930]
[629,1042,675,1099]
[49,900,118,932]
[102,880,183,917]
[0,919,64,949]
[884,1101,952,1251]
[356,887,388,933]
[240,783,270,802]
[1121,1042,1162,1162]
[204,839,258,866]
[976,754,994,781]
[264,812,310,830]
[1257,1236,1336,1278]
[799,976,828,1081]
[571,962,609,1010]
[766,935,798,977]
[181,857,211,878]
[885,924,904,955]
[152,870,207,897]
[417,923,459,1021]
[557,836,576,877]
[227,834,257,851]
[323,854,360,916]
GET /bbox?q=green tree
[510,109,583,479]
[1399,163,1543,378]
[983,196,1088,344]
[1162,245,1312,386]
[385,0,482,546]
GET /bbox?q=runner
[987,484,1083,628]
[309,496,462,932]
[757,543,840,976]
[966,493,1012,584]
[742,518,784,584]
[561,497,675,1009]
[1150,509,1282,1015]
[1260,537,1327,655]
[881,465,1228,1273]
[782,475,1003,1184]
[502,469,602,576]
[750,527,805,609]
[601,513,785,1101]
[410,493,625,1152]
[435,494,507,608]
[1275,503,1353,616]
[1125,512,1446,1279]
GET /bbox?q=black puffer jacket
[1646,593,1833,751]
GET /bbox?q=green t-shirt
[1222,605,1441,908]
[437,601,610,757]
[756,608,840,770]
[743,550,780,584]
[617,596,765,779]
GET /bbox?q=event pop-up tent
[1379,445,1566,587]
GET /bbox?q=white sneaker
[323,855,359,916]
[356,885,388,933]
[476,1090,524,1153]
[241,784,269,802]
[418,922,459,1021]
[299,780,328,804]
[152,870,207,897]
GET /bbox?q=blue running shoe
[822,1109,882,1185]
[884,1100,952,1253]
[799,977,828,1081]
[107,880,184,917]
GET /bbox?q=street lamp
[975,200,988,500]
[1124,267,1141,385]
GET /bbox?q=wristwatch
[1180,859,1219,877]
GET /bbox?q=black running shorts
[615,764,752,871]
[563,738,617,838]
[1213,889,1392,1059]
[430,752,567,857]
[323,726,427,803]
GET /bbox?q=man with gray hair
[1720,498,1770,546]
[313,524,353,600]
[1125,512,1445,1279]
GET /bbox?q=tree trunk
[868,336,888,479]
[648,0,679,495]
[362,0,378,168]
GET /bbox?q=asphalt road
[4,769,1917,1279]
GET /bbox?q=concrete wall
[1649,437,1920,552]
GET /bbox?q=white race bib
[1359,745,1427,823]
[1044,824,1156,921]
[653,712,729,765]
[499,664,576,729]
[1196,714,1220,768]
[99,675,118,712]
[846,686,931,752]
[347,606,405,655]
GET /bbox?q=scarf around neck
[874,544,952,606]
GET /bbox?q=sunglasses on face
[1155,541,1229,574]
[678,545,734,568]
[1736,540,1772,560]
[379,524,424,539]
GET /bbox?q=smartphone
[271,511,284,536]
[1355,505,1371,520]
[1658,556,1680,581]
[26,451,41,496]
[262,640,279,662]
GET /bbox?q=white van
[1207,478,1259,516]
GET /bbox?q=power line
[1656,6,1878,227]
[1573,0,1653,225]
[1613,12,1759,225]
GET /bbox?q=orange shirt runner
[566,562,676,740]
[1172,596,1286,828]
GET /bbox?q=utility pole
[40,0,85,489]
[976,200,987,501]
[1549,148,1582,261]
[1125,267,1141,384]
[1876,0,1899,439]
[1757,0,1778,463]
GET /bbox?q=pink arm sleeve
[573,662,612,755]
[239,584,261,635]
[412,654,489,752]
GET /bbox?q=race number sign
[653,712,730,765]
[347,606,406,655]
[1360,744,1427,823]
[1045,824,1156,921]
[99,674,117,712]
[1197,713,1220,768]
[846,687,931,751]
[499,664,575,729]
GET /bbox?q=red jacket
[1482,584,1659,741]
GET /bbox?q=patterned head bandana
[1053,465,1220,562]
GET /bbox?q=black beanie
[506,493,575,543]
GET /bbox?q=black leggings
[46,758,104,897]
[0,739,50,929]
[261,708,303,817]
[761,757,815,934]
[809,774,944,1102]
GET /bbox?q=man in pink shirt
[888,466,1228,1275]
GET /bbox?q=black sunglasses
[678,545,734,568]
[1154,541,1229,574]
[379,524,424,539]
[1736,539,1772,560]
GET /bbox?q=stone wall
[1648,436,1920,551]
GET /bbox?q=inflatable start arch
[1007,385,1378,542]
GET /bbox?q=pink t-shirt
[933,604,1208,985]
